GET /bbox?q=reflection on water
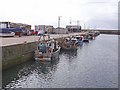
[2,34,118,88]
[3,58,60,88]
[60,49,77,61]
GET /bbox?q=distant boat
[94,31,100,36]
[87,31,100,40]
[82,34,89,42]
[88,33,94,40]
[74,35,83,46]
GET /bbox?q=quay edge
[82,29,120,35]
[2,42,37,70]
[2,32,99,70]
[2,36,71,70]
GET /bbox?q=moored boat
[88,33,94,40]
[60,37,78,51]
[35,39,60,61]
[75,35,83,46]
[94,31,100,36]
[82,34,89,42]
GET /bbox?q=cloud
[0,0,119,29]
[87,15,118,29]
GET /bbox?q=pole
[84,23,86,30]
[77,20,80,32]
[58,16,62,34]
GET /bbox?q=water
[2,34,118,88]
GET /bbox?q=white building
[66,25,81,32]
[35,25,54,34]
[53,27,68,34]
[35,25,45,32]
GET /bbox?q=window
[0,23,7,28]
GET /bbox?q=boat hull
[83,39,89,42]
[35,47,61,62]
[0,32,15,37]
[35,57,51,61]
[60,47,77,52]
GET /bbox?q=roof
[66,25,81,29]
[0,21,31,26]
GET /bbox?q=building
[0,22,31,36]
[66,25,81,32]
[53,27,68,34]
[0,22,31,31]
[34,25,54,34]
[45,25,54,34]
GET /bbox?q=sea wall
[2,42,37,70]
[97,30,119,35]
[1,33,87,70]
[82,29,120,35]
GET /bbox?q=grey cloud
[87,14,118,29]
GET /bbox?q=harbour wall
[2,37,65,70]
[2,42,37,70]
[82,29,120,35]
[96,30,119,35]
[1,30,119,70]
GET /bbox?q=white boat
[74,36,83,46]
[35,40,60,61]
[0,32,15,37]
[82,34,89,42]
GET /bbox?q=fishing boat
[94,31,100,36]
[88,33,94,40]
[75,35,83,46]
[35,39,61,61]
[82,34,89,42]
[60,37,78,51]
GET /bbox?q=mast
[69,17,72,37]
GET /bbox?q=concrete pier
[82,29,120,35]
[1,33,81,70]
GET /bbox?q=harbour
[1,32,86,70]
[0,22,119,89]
[0,0,119,89]
[2,34,118,88]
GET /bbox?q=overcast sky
[0,0,119,29]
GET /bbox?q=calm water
[2,34,118,88]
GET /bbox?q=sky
[0,0,119,29]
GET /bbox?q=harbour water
[2,34,118,88]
